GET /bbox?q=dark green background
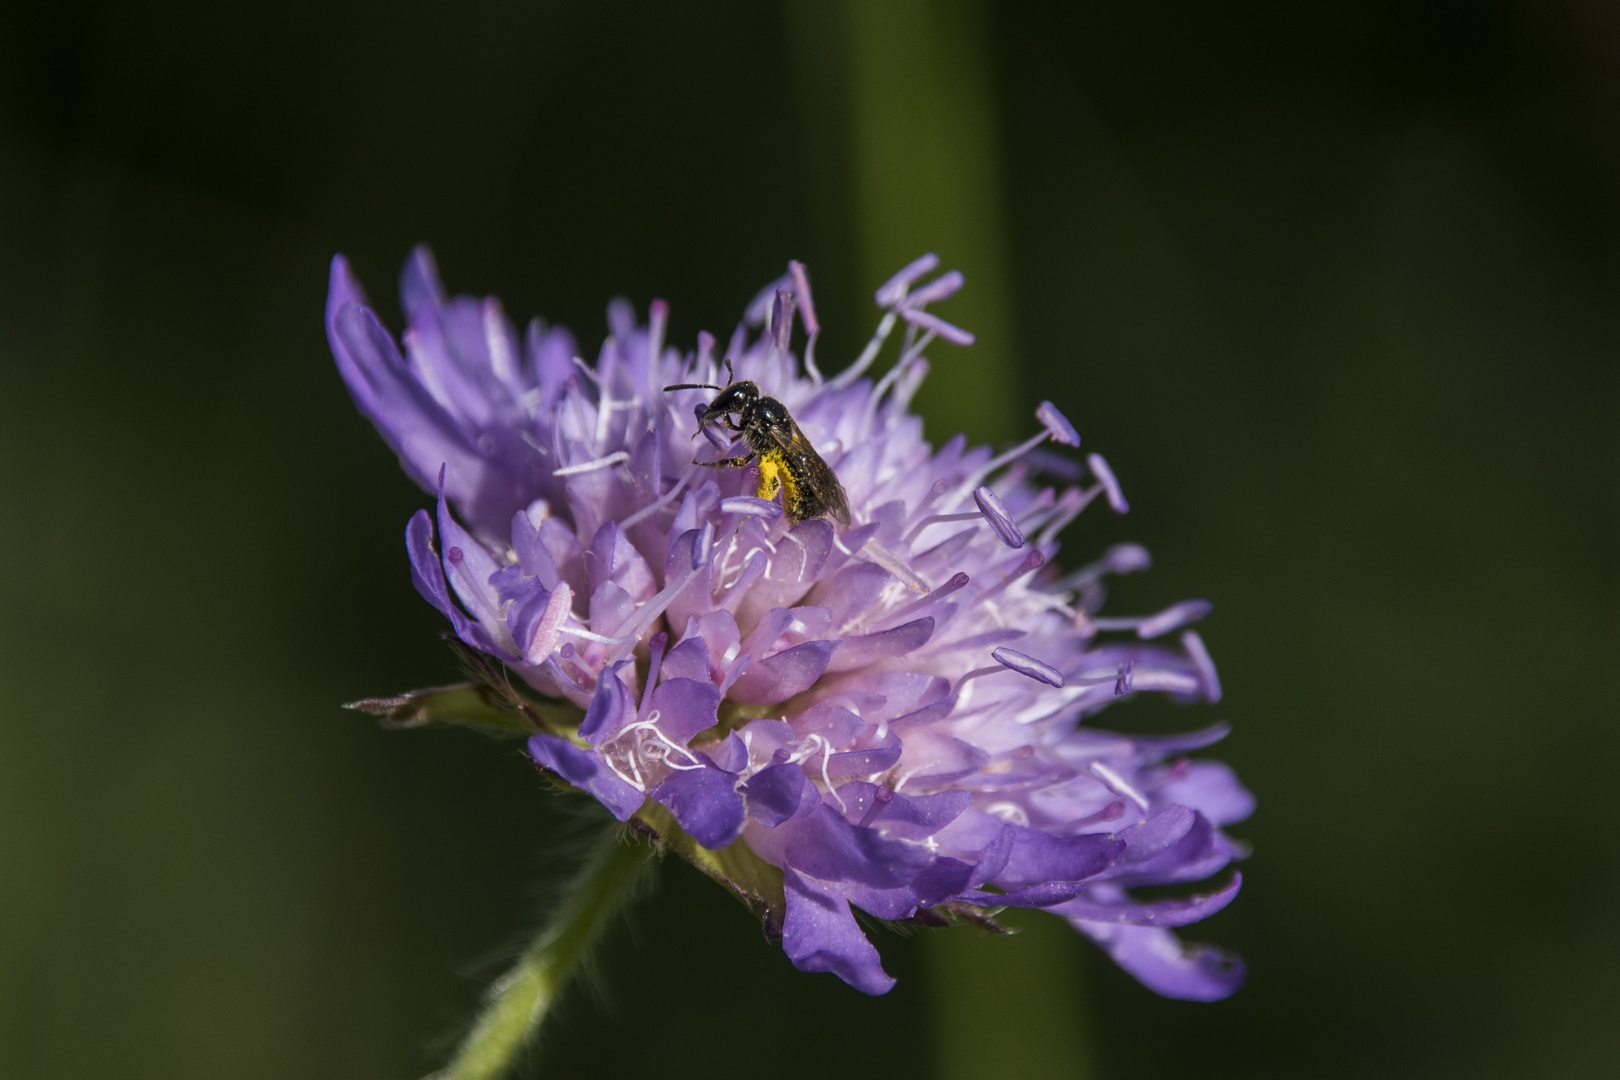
[0,2,1614,1077]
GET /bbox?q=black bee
[665,361,851,527]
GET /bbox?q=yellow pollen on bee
[754,451,797,509]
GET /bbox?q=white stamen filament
[553,451,629,477]
[1089,761,1151,814]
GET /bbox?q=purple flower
[328,246,1253,1001]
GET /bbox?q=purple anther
[720,496,784,519]
[1036,401,1081,447]
[1103,543,1151,574]
[772,287,797,355]
[446,546,464,564]
[973,486,1026,548]
[789,261,819,335]
[991,647,1065,687]
[899,307,975,346]
[874,252,940,307]
[1088,452,1129,513]
[524,581,575,665]
[901,269,964,309]
[696,329,717,366]
[1138,599,1213,639]
[1114,659,1135,696]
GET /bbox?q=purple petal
[1053,873,1242,927]
[728,639,839,705]
[997,826,1124,887]
[788,704,865,748]
[991,647,1065,687]
[1154,761,1255,826]
[959,881,1092,908]
[527,735,643,821]
[578,662,635,746]
[751,804,930,889]
[398,243,446,321]
[742,763,810,827]
[1087,452,1129,513]
[898,307,975,346]
[873,253,940,307]
[1036,401,1081,446]
[825,618,935,672]
[650,765,745,849]
[782,870,895,995]
[1071,921,1246,1002]
[973,486,1026,548]
[825,743,903,782]
[705,732,749,774]
[648,677,722,743]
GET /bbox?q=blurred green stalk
[790,2,1092,1076]
[431,829,654,1080]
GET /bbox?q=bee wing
[767,417,851,527]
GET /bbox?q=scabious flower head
[326,247,1254,1000]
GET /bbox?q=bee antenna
[724,357,735,385]
[664,382,723,393]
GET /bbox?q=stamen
[618,463,699,530]
[874,253,940,307]
[695,521,714,570]
[976,548,1046,606]
[1089,761,1150,814]
[1036,401,1081,446]
[720,496,784,519]
[553,451,629,477]
[984,800,1030,827]
[788,261,819,336]
[789,261,823,384]
[1137,599,1213,639]
[560,626,634,646]
[883,571,970,625]
[902,511,981,545]
[1087,452,1129,513]
[900,269,964,308]
[826,308,898,390]
[570,355,603,386]
[860,539,931,594]
[523,582,575,665]
[602,564,701,665]
[990,647,1064,687]
[771,288,796,356]
[973,486,1026,548]
[899,307,974,346]
[953,665,1005,694]
[1182,630,1221,702]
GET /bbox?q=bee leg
[694,452,756,469]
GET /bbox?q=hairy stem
[431,828,656,1080]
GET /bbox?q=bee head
[699,380,760,427]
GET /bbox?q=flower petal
[782,870,895,995]
[527,735,643,821]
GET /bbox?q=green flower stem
[431,828,655,1080]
